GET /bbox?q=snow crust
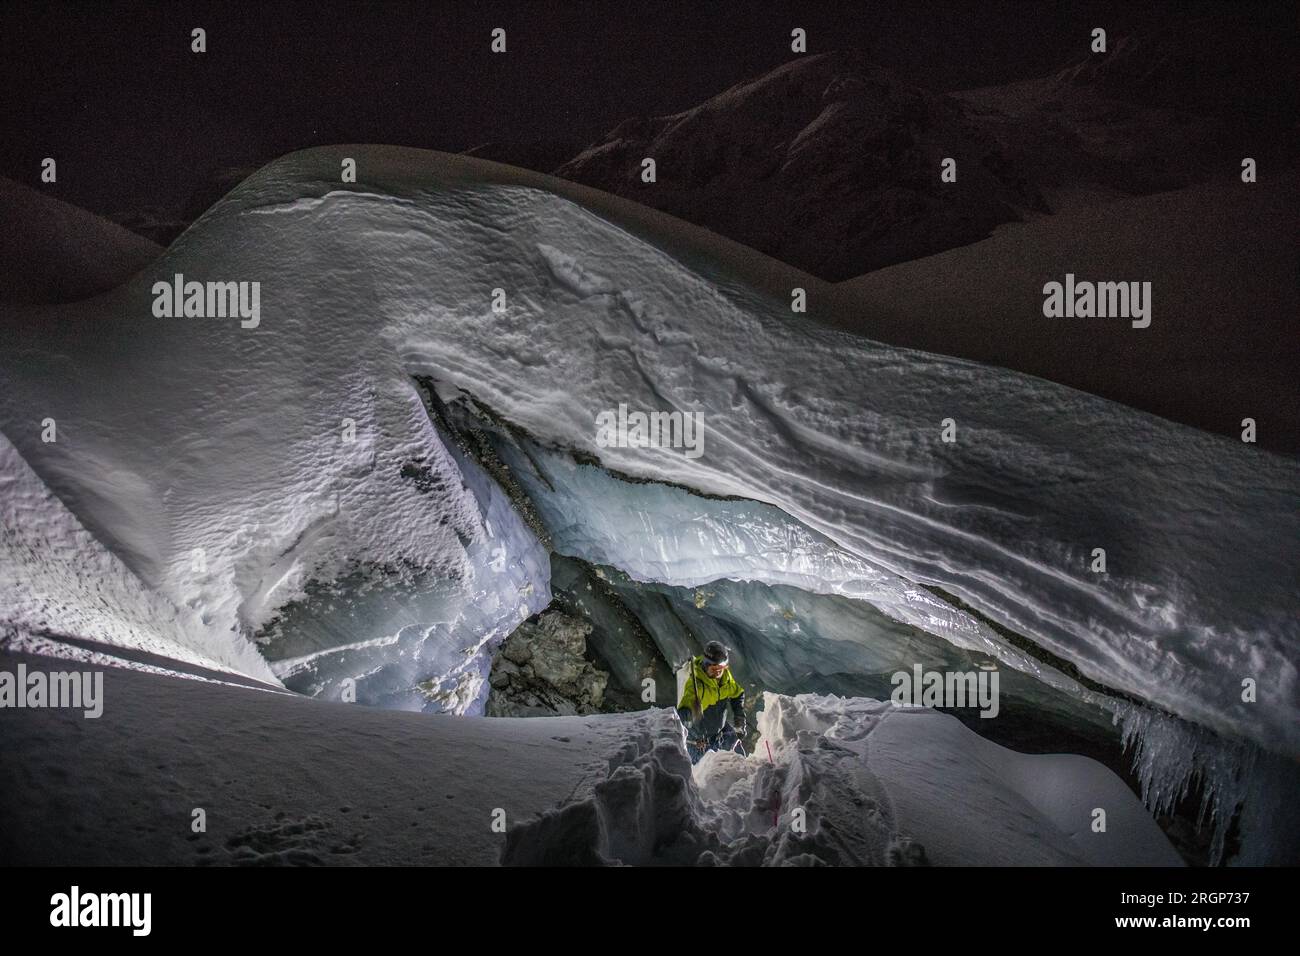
[0,432,274,679]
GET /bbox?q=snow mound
[0,176,161,304]
[505,692,1183,866]
[0,648,670,866]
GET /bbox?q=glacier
[0,145,1296,863]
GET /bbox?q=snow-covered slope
[0,146,1295,761]
[833,174,1300,452]
[0,177,162,304]
[0,649,1180,866]
[507,690,1182,866]
[0,431,274,680]
[0,648,663,865]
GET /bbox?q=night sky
[0,0,1266,221]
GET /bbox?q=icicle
[1110,701,1259,865]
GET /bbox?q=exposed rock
[954,18,1298,204]
[486,610,609,717]
[552,52,1046,280]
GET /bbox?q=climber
[676,641,747,764]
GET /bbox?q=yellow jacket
[676,656,745,738]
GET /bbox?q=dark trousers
[687,724,742,764]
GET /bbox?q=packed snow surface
[0,649,653,865]
[0,651,1180,866]
[0,146,1296,757]
[507,690,1182,865]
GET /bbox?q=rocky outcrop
[486,610,610,717]
[552,51,1046,280]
